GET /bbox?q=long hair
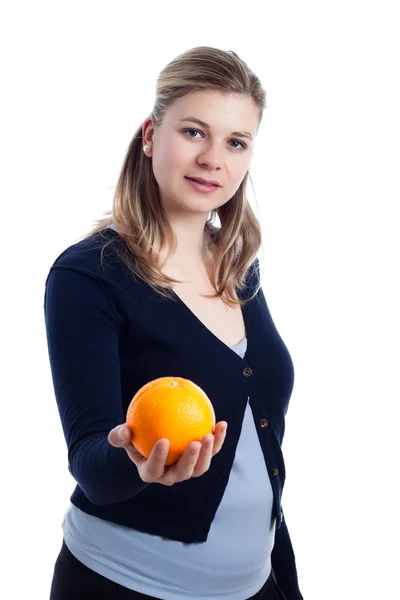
[83,46,267,307]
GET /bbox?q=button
[242,367,252,377]
[279,511,283,524]
[272,467,280,476]
[259,418,269,428]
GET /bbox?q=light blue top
[62,336,276,600]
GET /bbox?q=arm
[271,510,303,600]
[44,266,149,505]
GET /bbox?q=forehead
[165,90,260,134]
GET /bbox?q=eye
[229,139,247,150]
[182,129,247,150]
[183,129,202,139]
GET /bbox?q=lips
[185,177,221,187]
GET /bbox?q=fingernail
[118,426,125,442]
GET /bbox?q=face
[142,90,260,221]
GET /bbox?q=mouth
[185,176,221,187]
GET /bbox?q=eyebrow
[178,117,253,141]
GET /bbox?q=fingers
[108,426,171,480]
[161,421,228,483]
[123,443,148,466]
[161,441,202,485]
[107,424,132,447]
[191,422,227,477]
[108,424,147,467]
[140,439,170,482]
[212,421,228,456]
[108,420,228,486]
[192,434,214,477]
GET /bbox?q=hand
[108,421,228,486]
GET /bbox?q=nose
[197,144,223,170]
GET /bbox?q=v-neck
[104,226,254,362]
[169,288,252,362]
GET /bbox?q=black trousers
[49,539,286,600]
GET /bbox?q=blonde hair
[84,46,266,307]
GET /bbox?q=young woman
[45,46,303,600]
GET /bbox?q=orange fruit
[126,376,216,466]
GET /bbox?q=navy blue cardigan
[44,228,303,600]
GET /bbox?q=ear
[142,116,155,146]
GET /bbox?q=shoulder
[46,228,126,282]
[44,228,137,320]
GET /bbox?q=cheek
[169,143,194,167]
[230,160,250,185]
[224,161,250,197]
[153,142,189,180]
[152,150,173,187]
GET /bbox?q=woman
[45,46,303,600]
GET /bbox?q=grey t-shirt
[63,335,276,600]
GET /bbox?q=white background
[1,1,399,598]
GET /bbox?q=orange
[126,376,216,466]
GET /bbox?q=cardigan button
[272,467,280,477]
[242,367,252,377]
[259,418,269,428]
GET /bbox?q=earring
[143,144,151,153]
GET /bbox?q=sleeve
[44,266,149,505]
[271,510,304,600]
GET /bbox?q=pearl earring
[143,144,151,153]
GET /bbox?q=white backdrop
[1,1,399,599]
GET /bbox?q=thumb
[108,424,132,447]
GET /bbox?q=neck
[159,217,215,276]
